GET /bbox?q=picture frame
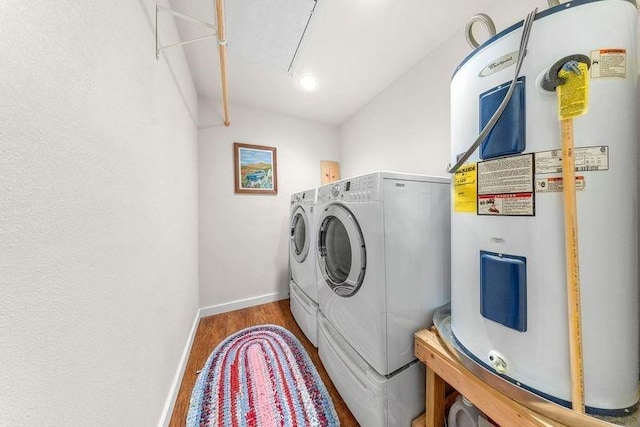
[233,142,278,195]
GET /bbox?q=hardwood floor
[169,299,359,426]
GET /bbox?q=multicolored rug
[186,324,340,427]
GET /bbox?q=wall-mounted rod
[157,5,215,29]
[158,34,216,54]
[215,0,231,127]
[155,5,216,60]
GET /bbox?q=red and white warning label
[478,193,534,216]
[591,49,626,79]
[536,176,585,193]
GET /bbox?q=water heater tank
[450,0,638,415]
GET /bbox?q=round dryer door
[317,204,366,297]
[290,206,310,263]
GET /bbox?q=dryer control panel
[290,188,317,206]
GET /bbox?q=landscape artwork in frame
[234,142,278,195]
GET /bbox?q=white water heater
[450,0,638,416]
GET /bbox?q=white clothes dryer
[289,187,319,346]
[316,172,451,376]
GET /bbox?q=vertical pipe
[215,0,231,126]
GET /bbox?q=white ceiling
[167,0,501,125]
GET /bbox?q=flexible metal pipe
[465,14,497,49]
[449,9,537,174]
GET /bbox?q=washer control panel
[324,174,379,202]
[318,173,381,203]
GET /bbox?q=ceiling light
[298,75,318,91]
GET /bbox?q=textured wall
[198,101,339,309]
[338,0,547,178]
[0,1,199,425]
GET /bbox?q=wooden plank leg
[411,413,426,427]
[426,366,447,427]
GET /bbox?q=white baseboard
[199,291,290,319]
[158,310,200,427]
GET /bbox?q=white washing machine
[289,187,319,346]
[315,171,451,425]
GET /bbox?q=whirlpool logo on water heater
[479,51,518,77]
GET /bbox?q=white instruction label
[477,154,534,195]
[535,146,609,174]
[536,176,585,193]
[477,154,534,216]
[591,49,626,79]
[478,193,534,216]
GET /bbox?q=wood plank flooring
[169,299,359,426]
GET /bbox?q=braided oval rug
[187,324,340,427]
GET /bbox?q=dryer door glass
[290,207,310,263]
[292,213,306,255]
[324,217,351,283]
[318,204,366,297]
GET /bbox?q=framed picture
[234,142,278,195]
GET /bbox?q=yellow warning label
[454,163,477,213]
[558,62,589,120]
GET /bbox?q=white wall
[198,100,339,309]
[0,1,199,425]
[339,0,547,178]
